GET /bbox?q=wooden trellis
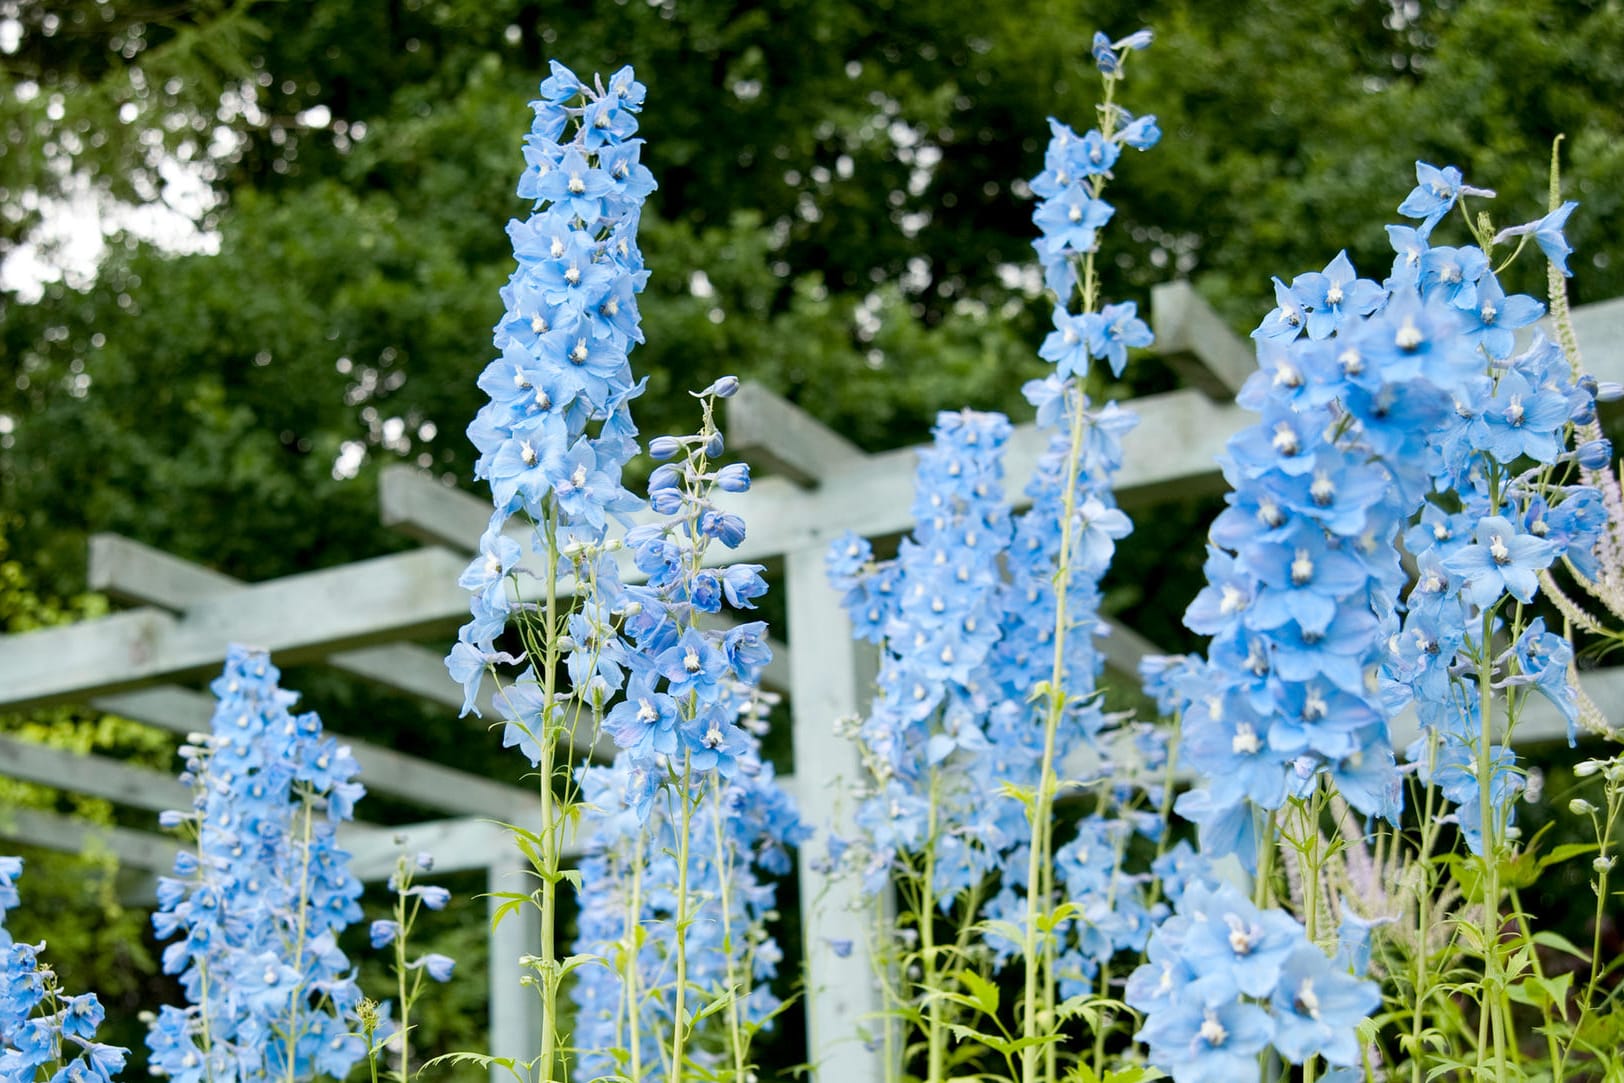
[2,284,1621,1082]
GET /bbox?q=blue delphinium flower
[826,409,1018,896]
[1127,882,1379,1082]
[1173,163,1602,865]
[568,381,805,1082]
[146,647,368,1083]
[570,736,807,1083]
[1,861,129,1083]
[824,42,1161,1042]
[448,60,654,719]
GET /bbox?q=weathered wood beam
[87,534,504,717]
[85,685,538,822]
[0,807,175,872]
[1151,280,1256,398]
[377,469,793,689]
[0,734,189,814]
[0,547,470,712]
[345,816,545,880]
[725,382,866,486]
[783,543,884,1083]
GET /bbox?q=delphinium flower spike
[570,379,805,1083]
[147,646,367,1083]
[445,61,656,1083]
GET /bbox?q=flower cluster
[1031,28,1158,309]
[568,384,803,1081]
[448,61,654,716]
[2,859,129,1083]
[147,647,368,1083]
[1127,882,1380,1082]
[599,379,772,793]
[826,409,1019,896]
[1375,165,1606,853]
[1165,161,1604,860]
[570,743,806,1082]
[824,35,1158,1008]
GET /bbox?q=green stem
[394,867,413,1083]
[287,793,317,1083]
[921,776,946,1083]
[626,838,645,1083]
[1474,608,1508,1081]
[669,754,696,1083]
[1019,382,1090,1083]
[537,503,564,1083]
[710,772,750,1083]
[1254,810,1279,910]
[1409,731,1443,1083]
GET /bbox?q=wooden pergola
[2,284,1619,1082]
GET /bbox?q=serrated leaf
[955,969,999,1016]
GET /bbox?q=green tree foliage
[5,0,1621,595]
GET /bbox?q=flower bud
[1569,797,1598,815]
[1594,379,1624,403]
[1574,759,1603,778]
[715,462,751,493]
[1595,855,1616,873]
[648,435,682,460]
[1576,438,1613,471]
[702,375,740,398]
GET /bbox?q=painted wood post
[486,860,544,1083]
[784,544,885,1083]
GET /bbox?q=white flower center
[1489,534,1511,564]
[1310,472,1336,505]
[1395,318,1423,350]
[1231,722,1261,756]
[1291,548,1315,585]
[1295,978,1321,1019]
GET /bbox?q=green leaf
[1531,930,1591,963]
[955,968,1000,1016]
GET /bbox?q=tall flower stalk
[568,381,804,1083]
[1017,31,1153,1083]
[445,60,654,1082]
[147,647,368,1083]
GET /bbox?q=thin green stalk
[1474,607,1508,1081]
[537,502,564,1083]
[709,772,750,1083]
[921,776,946,1083]
[394,872,414,1083]
[287,792,317,1083]
[669,753,697,1083]
[1409,732,1444,1083]
[1019,383,1090,1083]
[1254,810,1279,910]
[626,839,645,1083]
[1301,788,1323,1083]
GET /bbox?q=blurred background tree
[2,0,1621,1071]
